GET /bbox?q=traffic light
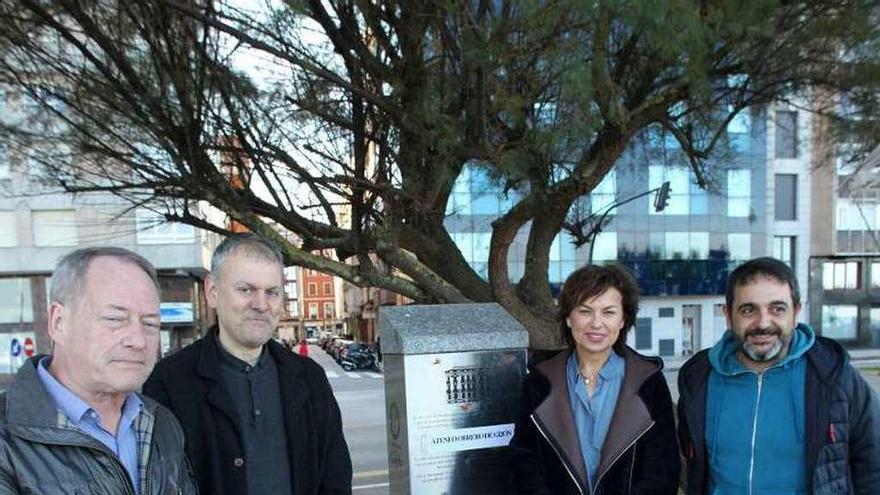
[654,181,671,212]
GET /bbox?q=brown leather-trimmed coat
[509,347,680,494]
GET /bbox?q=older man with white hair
[0,247,197,494]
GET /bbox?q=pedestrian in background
[0,247,196,494]
[677,257,880,493]
[509,264,680,494]
[298,339,309,357]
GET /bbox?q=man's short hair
[725,257,801,309]
[210,233,284,279]
[51,247,159,306]
[558,264,640,353]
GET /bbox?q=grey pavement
[309,345,390,495]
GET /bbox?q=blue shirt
[37,357,143,495]
[566,350,625,489]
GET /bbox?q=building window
[548,234,577,283]
[447,165,516,217]
[822,261,860,290]
[635,318,652,350]
[665,232,709,259]
[775,110,798,159]
[727,169,751,218]
[286,301,299,318]
[324,302,334,319]
[473,233,491,262]
[323,282,331,296]
[0,211,17,247]
[308,303,318,319]
[658,307,675,318]
[591,232,618,262]
[589,171,617,214]
[135,209,195,244]
[33,210,77,246]
[870,308,880,347]
[836,197,878,232]
[727,233,751,261]
[0,278,34,323]
[773,236,796,272]
[821,305,858,340]
[451,232,474,262]
[0,143,9,180]
[285,282,297,295]
[872,263,880,289]
[308,283,317,296]
[774,174,797,221]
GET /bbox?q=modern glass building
[445,106,819,355]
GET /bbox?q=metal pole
[586,181,670,264]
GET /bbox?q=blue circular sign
[10,338,21,357]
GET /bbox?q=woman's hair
[558,264,640,353]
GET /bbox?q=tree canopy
[1,0,878,348]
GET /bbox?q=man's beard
[740,327,788,362]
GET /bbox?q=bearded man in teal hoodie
[677,257,880,494]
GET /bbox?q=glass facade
[0,278,33,324]
[836,183,880,253]
[822,261,860,290]
[773,236,796,272]
[775,174,798,221]
[821,305,858,340]
[775,111,798,159]
[444,118,766,297]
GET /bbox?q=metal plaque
[386,349,526,494]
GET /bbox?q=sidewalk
[662,347,880,372]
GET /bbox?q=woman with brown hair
[509,264,680,494]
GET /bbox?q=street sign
[23,337,35,357]
[9,339,21,358]
[160,302,194,323]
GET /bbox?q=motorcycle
[341,348,381,372]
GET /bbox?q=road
[309,345,390,495]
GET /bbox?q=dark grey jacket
[143,328,352,495]
[0,357,198,494]
[678,336,880,494]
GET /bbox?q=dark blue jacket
[678,335,880,494]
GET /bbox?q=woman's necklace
[579,370,599,385]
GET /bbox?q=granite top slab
[378,303,529,354]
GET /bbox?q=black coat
[677,336,880,494]
[142,329,352,495]
[509,348,680,495]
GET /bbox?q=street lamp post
[586,181,671,263]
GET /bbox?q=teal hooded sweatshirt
[705,323,816,495]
